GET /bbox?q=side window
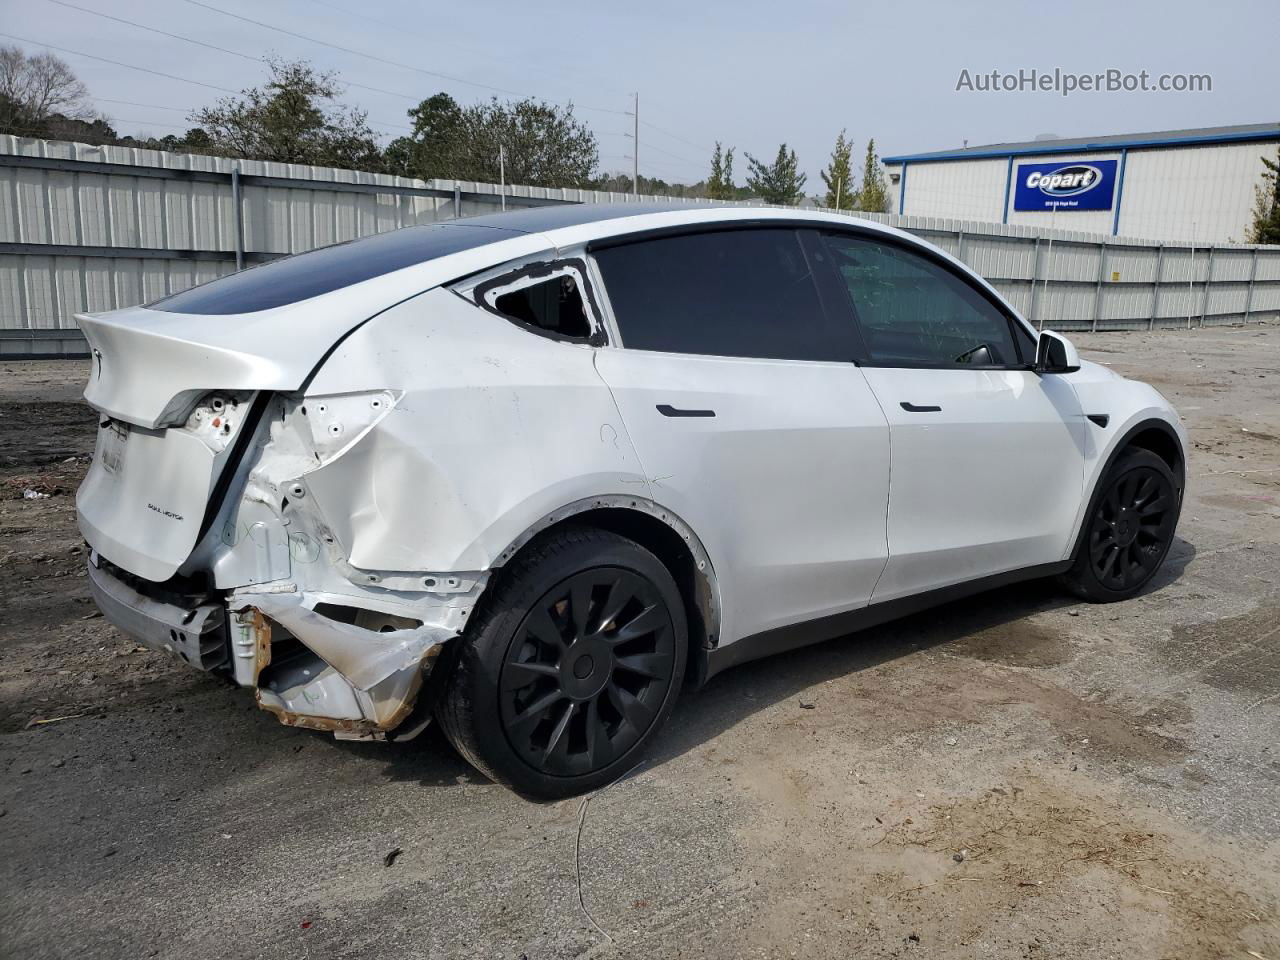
[821,233,1020,367]
[476,263,595,341]
[592,228,846,361]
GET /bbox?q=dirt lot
[2,326,1278,960]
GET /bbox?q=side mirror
[1035,330,1081,374]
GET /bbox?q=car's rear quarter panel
[303,286,653,573]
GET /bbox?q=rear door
[590,227,891,646]
[816,231,1087,603]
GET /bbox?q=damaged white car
[76,205,1185,797]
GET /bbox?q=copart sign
[1013,158,1118,211]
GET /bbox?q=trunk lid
[77,303,359,430]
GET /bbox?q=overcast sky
[3,0,1274,185]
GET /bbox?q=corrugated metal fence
[3,135,1278,356]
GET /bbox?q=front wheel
[436,527,687,798]
[1062,448,1181,602]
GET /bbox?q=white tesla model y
[76,205,1185,796]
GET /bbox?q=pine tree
[744,143,806,205]
[820,130,854,209]
[855,138,890,213]
[1247,148,1280,244]
[707,141,736,200]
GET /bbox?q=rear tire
[436,526,687,798]
[1061,448,1181,603]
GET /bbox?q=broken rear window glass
[151,223,519,315]
[492,275,592,339]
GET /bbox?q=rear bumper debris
[228,586,479,739]
[84,554,486,740]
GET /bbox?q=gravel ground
[1,326,1278,960]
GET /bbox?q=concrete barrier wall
[3,135,1277,356]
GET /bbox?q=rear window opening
[492,274,592,339]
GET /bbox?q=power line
[93,98,191,113]
[30,3,714,177]
[5,31,700,180]
[292,0,712,161]
[37,0,434,106]
[43,0,259,62]
[176,0,630,115]
[299,0,628,102]
[0,32,240,94]
[106,118,191,131]
[640,119,714,155]
[628,134,704,168]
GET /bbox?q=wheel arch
[489,495,723,689]
[1069,416,1186,563]
[1121,421,1185,484]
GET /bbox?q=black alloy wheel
[1087,462,1177,591]
[1064,448,1181,602]
[499,568,677,776]
[436,526,688,798]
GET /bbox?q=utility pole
[499,143,506,212]
[1040,202,1057,331]
[1188,222,1196,330]
[835,176,842,211]
[632,93,639,197]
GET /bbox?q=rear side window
[821,233,1020,367]
[492,275,591,338]
[593,229,844,361]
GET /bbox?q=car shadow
[653,535,1197,770]
[358,536,1197,794]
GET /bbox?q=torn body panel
[197,390,492,738]
[229,595,460,739]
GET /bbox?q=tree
[384,92,598,188]
[855,138,890,213]
[0,45,93,138]
[1247,148,1280,244]
[190,58,382,169]
[706,141,736,200]
[590,171,702,197]
[383,93,464,179]
[744,143,806,205]
[820,130,855,209]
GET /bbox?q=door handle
[656,404,716,418]
[900,402,942,413]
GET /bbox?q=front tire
[1062,448,1181,602]
[436,526,687,798]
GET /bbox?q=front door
[816,231,1087,603]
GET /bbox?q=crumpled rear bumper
[225,587,474,739]
[87,553,228,671]
[85,554,479,740]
